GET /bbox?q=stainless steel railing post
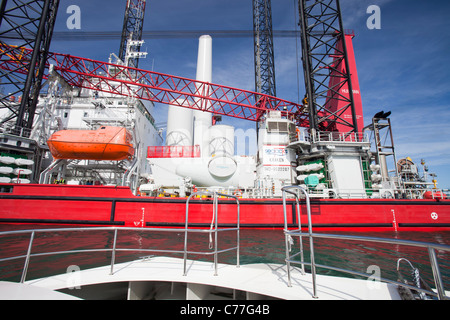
[295,196,305,275]
[236,196,240,268]
[428,246,445,300]
[282,189,293,287]
[183,191,216,276]
[183,193,195,276]
[110,228,118,275]
[301,186,318,299]
[183,191,240,276]
[282,185,317,298]
[213,192,218,276]
[20,231,35,283]
[217,192,241,269]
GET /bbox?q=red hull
[1,184,449,232]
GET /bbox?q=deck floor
[17,256,401,300]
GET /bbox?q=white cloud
[213,43,254,92]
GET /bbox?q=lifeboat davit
[47,126,135,161]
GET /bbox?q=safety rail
[147,145,201,158]
[184,191,240,276]
[0,191,240,283]
[281,185,450,300]
[0,123,32,138]
[295,130,369,144]
[282,185,317,297]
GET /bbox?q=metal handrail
[1,189,448,299]
[0,192,241,283]
[282,185,317,298]
[281,185,450,300]
[184,191,240,276]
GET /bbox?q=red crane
[0,43,308,125]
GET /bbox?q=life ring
[233,189,243,198]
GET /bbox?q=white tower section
[193,35,213,157]
[166,99,193,146]
[148,35,257,192]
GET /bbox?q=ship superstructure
[0,0,162,192]
[30,33,160,193]
[35,72,161,192]
[143,31,443,201]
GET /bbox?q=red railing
[147,145,201,158]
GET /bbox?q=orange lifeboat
[47,126,135,161]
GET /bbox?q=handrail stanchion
[184,191,214,276]
[215,192,241,271]
[282,189,294,287]
[428,246,445,300]
[183,192,197,276]
[213,192,218,276]
[294,194,305,275]
[282,185,317,299]
[110,228,118,275]
[236,195,240,268]
[20,231,35,283]
[183,191,240,276]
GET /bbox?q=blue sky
[49,0,450,189]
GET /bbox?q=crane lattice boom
[0,43,307,125]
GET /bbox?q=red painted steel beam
[0,43,308,124]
